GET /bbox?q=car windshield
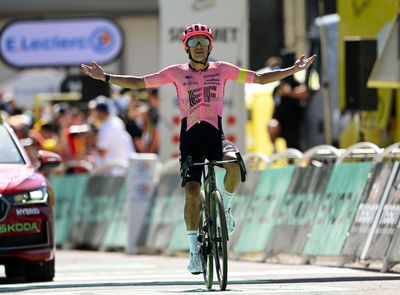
[0,125,25,164]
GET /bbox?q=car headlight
[10,188,48,205]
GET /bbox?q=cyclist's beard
[188,48,211,66]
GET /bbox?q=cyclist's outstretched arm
[81,61,146,89]
[253,54,316,84]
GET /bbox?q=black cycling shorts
[179,119,240,185]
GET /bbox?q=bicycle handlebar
[189,158,238,167]
[181,152,247,187]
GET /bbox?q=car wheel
[5,264,25,278]
[25,258,55,282]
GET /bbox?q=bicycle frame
[183,155,244,291]
[203,161,217,202]
[194,159,236,200]
[180,152,246,290]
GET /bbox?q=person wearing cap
[93,101,135,170]
[81,23,316,275]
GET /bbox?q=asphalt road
[1,250,400,294]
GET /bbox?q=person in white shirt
[94,101,135,170]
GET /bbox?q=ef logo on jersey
[188,86,217,108]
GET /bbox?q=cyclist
[81,23,316,275]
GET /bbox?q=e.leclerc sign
[0,17,123,68]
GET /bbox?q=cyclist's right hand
[81,61,106,81]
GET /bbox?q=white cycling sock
[223,190,235,211]
[187,230,198,254]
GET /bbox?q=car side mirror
[37,150,61,172]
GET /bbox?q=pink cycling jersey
[144,61,255,131]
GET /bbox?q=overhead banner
[158,0,249,161]
[0,17,123,68]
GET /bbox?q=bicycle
[182,152,246,290]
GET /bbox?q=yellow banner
[338,0,399,147]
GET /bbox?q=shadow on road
[1,275,400,292]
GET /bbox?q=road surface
[1,250,400,294]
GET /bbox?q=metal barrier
[300,144,343,166]
[232,151,297,258]
[49,143,400,273]
[243,152,270,171]
[376,143,400,272]
[138,158,183,254]
[379,142,400,161]
[338,142,382,163]
[262,145,339,261]
[300,143,378,260]
[266,148,303,167]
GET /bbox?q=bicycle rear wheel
[211,190,228,290]
[199,193,213,289]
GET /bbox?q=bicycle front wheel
[199,192,213,289]
[211,190,228,290]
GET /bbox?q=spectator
[7,113,32,139]
[93,100,135,171]
[0,93,22,116]
[7,114,39,164]
[29,120,60,153]
[147,89,160,127]
[141,89,160,153]
[123,91,145,152]
[267,52,311,151]
[63,107,92,174]
[51,103,70,161]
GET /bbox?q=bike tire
[199,192,213,289]
[211,190,228,290]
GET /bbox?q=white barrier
[126,153,158,254]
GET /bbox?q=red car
[0,120,60,281]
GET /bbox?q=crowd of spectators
[0,87,160,175]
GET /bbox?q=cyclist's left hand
[293,54,317,72]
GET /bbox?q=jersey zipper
[198,70,204,121]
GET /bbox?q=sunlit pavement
[1,250,400,294]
